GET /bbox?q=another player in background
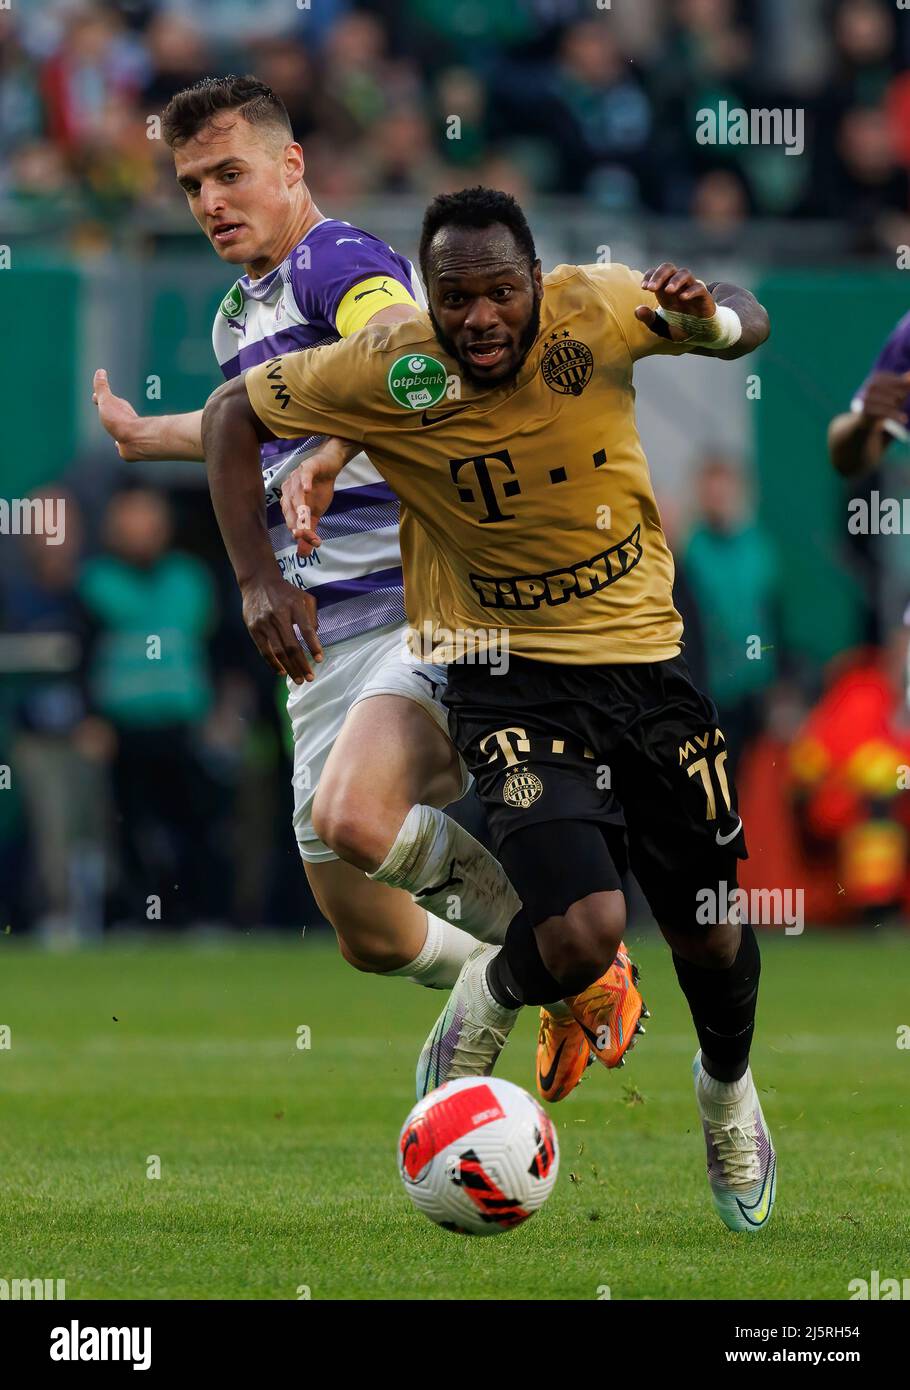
[828,312,910,650]
[92,77,638,1083]
[828,313,910,477]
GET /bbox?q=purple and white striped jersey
[212,217,425,647]
[852,310,910,443]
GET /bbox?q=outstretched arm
[92,369,206,461]
[201,376,322,684]
[828,372,910,477]
[635,264,770,360]
[93,306,416,463]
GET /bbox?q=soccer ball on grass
[397,1076,559,1236]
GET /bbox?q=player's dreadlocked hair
[419,187,538,281]
[162,75,293,149]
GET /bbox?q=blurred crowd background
[4,0,910,938]
[4,0,910,244]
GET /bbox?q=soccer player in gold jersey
[202,188,776,1233]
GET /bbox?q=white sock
[698,1062,751,1106]
[381,911,475,990]
[369,804,520,945]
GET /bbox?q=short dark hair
[162,75,293,149]
[419,186,537,283]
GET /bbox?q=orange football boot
[536,1008,592,1103]
[567,942,648,1070]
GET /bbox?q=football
[397,1076,560,1236]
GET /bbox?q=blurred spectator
[433,67,487,169]
[366,105,446,195]
[3,488,111,939]
[690,166,752,235]
[248,40,322,144]
[3,0,910,225]
[805,104,906,229]
[138,13,210,112]
[682,456,780,773]
[78,486,223,927]
[39,6,145,152]
[789,625,910,920]
[0,11,46,154]
[657,494,709,693]
[827,0,897,109]
[542,21,654,203]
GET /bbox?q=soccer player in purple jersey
[91,77,525,1002]
[829,311,910,476]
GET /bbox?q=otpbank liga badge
[388,354,448,409]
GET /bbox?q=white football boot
[416,944,520,1098]
[693,1050,777,1234]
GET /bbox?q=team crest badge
[541,332,594,396]
[219,283,244,317]
[388,354,448,410]
[503,769,543,809]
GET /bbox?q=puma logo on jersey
[354,280,392,302]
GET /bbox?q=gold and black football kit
[245,263,746,920]
[246,262,685,665]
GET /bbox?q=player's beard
[430,298,541,388]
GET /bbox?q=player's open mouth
[212,223,245,243]
[465,341,508,367]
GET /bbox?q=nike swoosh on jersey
[735,1152,776,1226]
[420,406,471,426]
[715,817,743,846]
[537,1038,567,1094]
[336,237,365,244]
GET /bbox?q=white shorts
[287,621,471,863]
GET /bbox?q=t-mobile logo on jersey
[450,451,521,523]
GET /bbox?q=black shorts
[444,653,747,908]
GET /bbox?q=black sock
[486,908,565,1008]
[672,924,761,1083]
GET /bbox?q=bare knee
[538,891,626,995]
[312,785,398,872]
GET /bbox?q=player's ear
[284,141,305,187]
[532,260,544,299]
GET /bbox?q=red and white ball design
[397,1077,560,1236]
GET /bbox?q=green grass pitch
[0,930,906,1300]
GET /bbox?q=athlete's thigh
[319,648,468,812]
[443,656,623,858]
[608,656,747,926]
[287,628,381,858]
